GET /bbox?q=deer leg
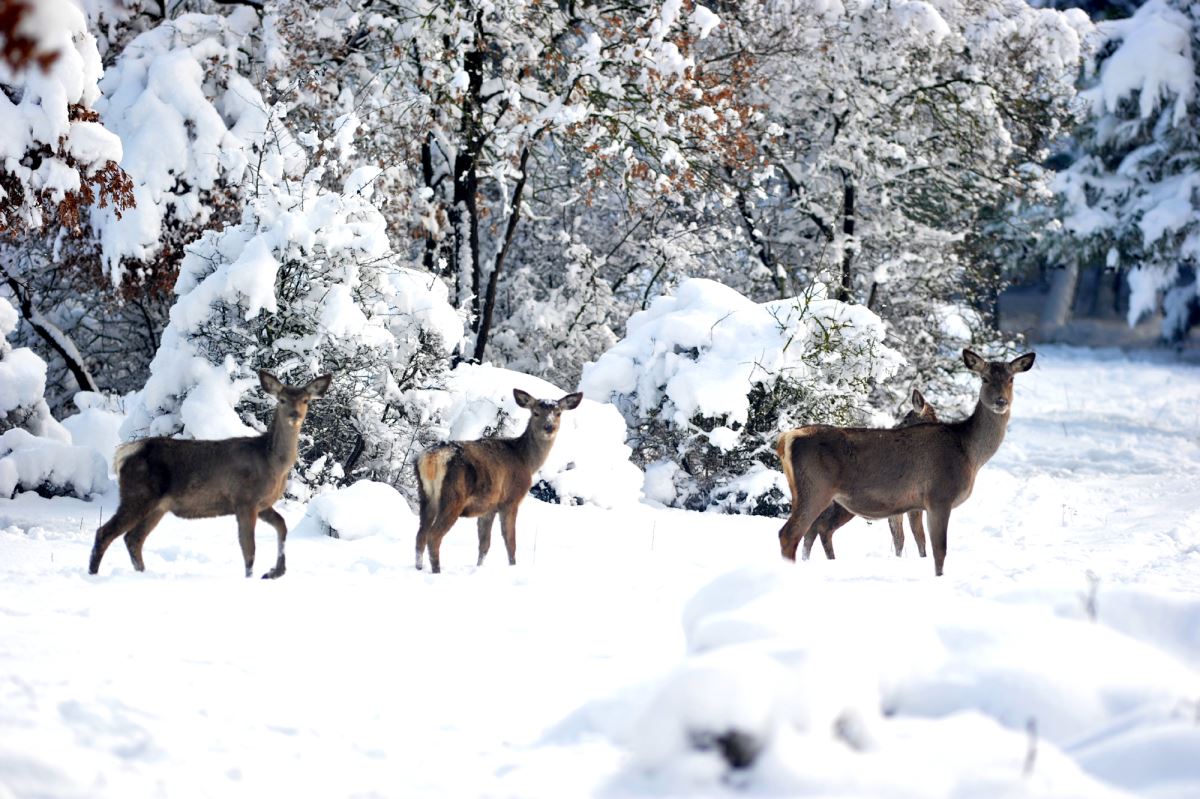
[779,484,834,562]
[258,508,288,580]
[499,504,519,566]
[927,506,951,577]
[236,510,257,578]
[123,508,167,572]
[476,513,496,567]
[423,497,466,575]
[806,503,853,560]
[888,515,905,556]
[89,504,146,574]
[908,510,927,558]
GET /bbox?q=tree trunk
[837,181,855,302]
[474,146,531,363]
[1038,262,1079,337]
[3,274,98,393]
[451,12,485,322]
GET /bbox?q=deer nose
[543,423,555,434]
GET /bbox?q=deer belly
[837,491,921,520]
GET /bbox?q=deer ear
[305,374,333,398]
[1009,352,1036,373]
[259,371,285,397]
[910,388,926,412]
[559,392,583,411]
[513,388,536,409]
[962,349,987,374]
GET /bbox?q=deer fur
[414,388,583,574]
[777,350,1035,576]
[799,388,940,559]
[88,371,332,579]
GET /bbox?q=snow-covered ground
[1,346,1198,798]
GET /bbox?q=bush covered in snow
[0,297,109,498]
[420,364,644,510]
[581,279,901,514]
[119,175,463,495]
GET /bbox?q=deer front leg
[258,508,288,579]
[236,510,257,578]
[907,510,927,557]
[477,513,496,567]
[888,514,905,556]
[499,504,519,566]
[927,505,951,577]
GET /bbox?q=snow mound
[293,480,415,540]
[0,428,111,499]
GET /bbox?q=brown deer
[88,371,332,579]
[777,350,1035,575]
[414,388,583,574]
[800,388,939,559]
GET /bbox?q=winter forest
[2,0,1199,797]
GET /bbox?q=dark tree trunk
[474,146,531,363]
[838,181,855,302]
[451,12,486,322]
[3,274,98,393]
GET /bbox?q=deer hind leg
[499,504,520,566]
[476,512,496,567]
[888,515,905,556]
[778,481,834,562]
[258,507,288,580]
[422,495,466,575]
[123,508,167,572]
[89,503,147,574]
[236,510,257,578]
[806,502,853,560]
[907,510,927,557]
[927,505,950,577]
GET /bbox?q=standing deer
[88,371,332,579]
[414,388,583,574]
[800,388,939,559]
[777,350,1035,576]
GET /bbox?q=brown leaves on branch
[0,0,59,74]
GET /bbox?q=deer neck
[961,401,1010,468]
[512,425,555,473]
[266,413,301,469]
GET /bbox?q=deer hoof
[261,567,285,580]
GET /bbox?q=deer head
[963,350,1035,415]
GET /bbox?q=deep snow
[1,346,1198,798]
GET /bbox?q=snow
[1,347,1199,797]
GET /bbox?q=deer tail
[416,447,455,526]
[776,431,797,499]
[111,440,146,478]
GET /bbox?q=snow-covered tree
[581,279,902,513]
[1046,0,1200,340]
[120,172,463,495]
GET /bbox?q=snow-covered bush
[0,296,108,498]
[120,174,463,495]
[292,479,415,541]
[421,364,643,510]
[581,279,901,514]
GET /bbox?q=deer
[800,388,939,559]
[88,371,332,579]
[414,388,583,574]
[777,349,1035,576]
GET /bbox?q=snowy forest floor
[1,346,1199,798]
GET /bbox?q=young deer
[88,371,332,579]
[414,388,583,574]
[800,388,939,559]
[777,350,1035,576]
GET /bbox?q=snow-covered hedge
[0,298,109,498]
[119,175,463,494]
[581,279,901,513]
[420,364,644,509]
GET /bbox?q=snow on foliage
[92,7,296,283]
[422,364,644,509]
[614,564,1200,794]
[293,479,416,541]
[0,297,108,498]
[0,0,130,234]
[120,174,463,493]
[1050,0,1200,339]
[582,279,901,513]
